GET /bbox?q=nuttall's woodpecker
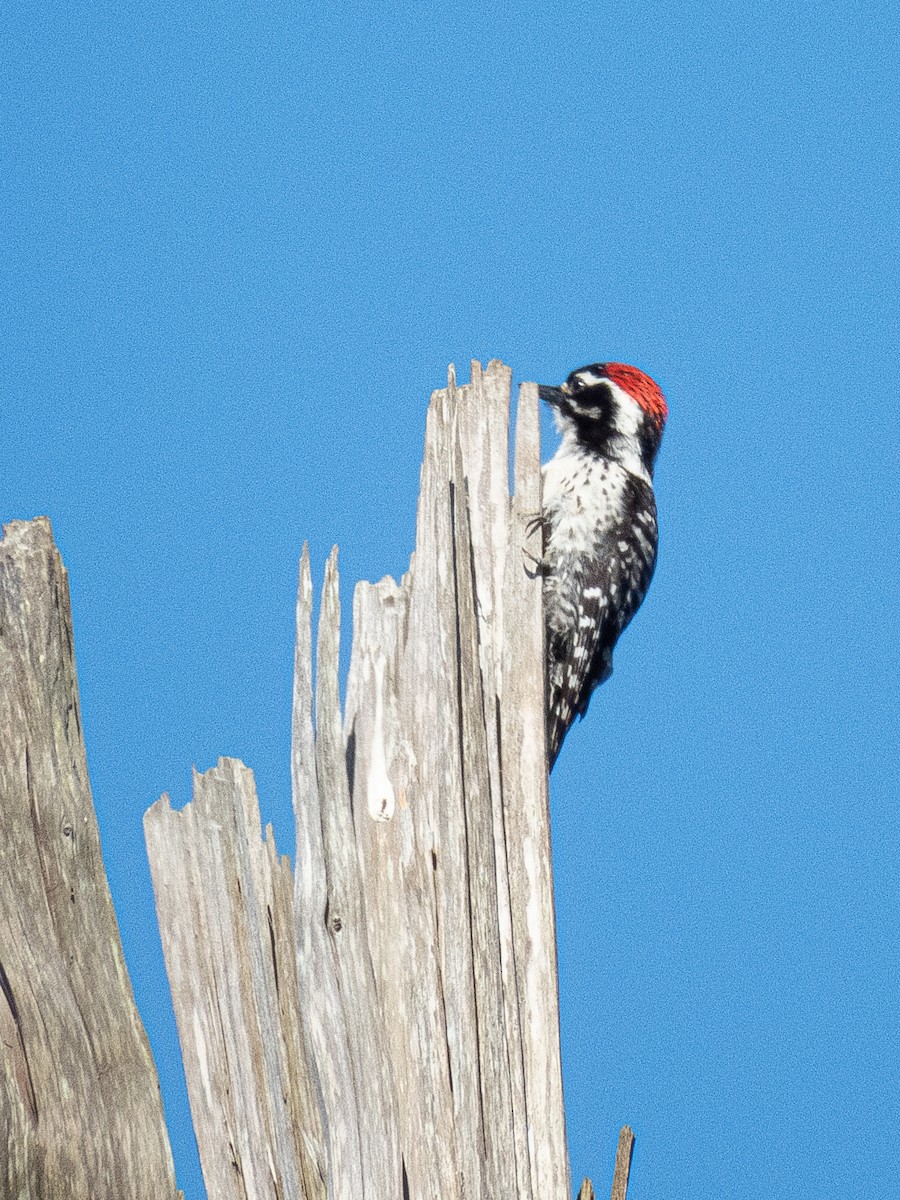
[537,362,668,767]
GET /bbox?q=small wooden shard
[610,1125,636,1200]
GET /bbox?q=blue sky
[4,1,899,1196]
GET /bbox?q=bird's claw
[523,547,548,579]
[524,513,545,540]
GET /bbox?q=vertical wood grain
[0,518,179,1200]
[146,362,580,1200]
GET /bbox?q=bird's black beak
[538,383,568,407]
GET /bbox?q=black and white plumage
[538,362,668,768]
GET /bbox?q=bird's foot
[524,512,545,539]
[523,547,548,579]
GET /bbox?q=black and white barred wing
[546,504,658,766]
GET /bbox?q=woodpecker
[537,362,667,767]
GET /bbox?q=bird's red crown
[602,363,668,429]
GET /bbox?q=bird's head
[539,361,667,471]
[540,362,667,430]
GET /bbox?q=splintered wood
[144,361,570,1199]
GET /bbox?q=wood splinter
[578,1124,636,1200]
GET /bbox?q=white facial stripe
[572,367,606,388]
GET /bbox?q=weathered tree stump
[145,361,568,1199]
[0,518,179,1200]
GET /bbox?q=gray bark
[0,517,179,1200]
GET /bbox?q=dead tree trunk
[1,362,633,1198]
[0,518,180,1200]
[144,360,573,1199]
